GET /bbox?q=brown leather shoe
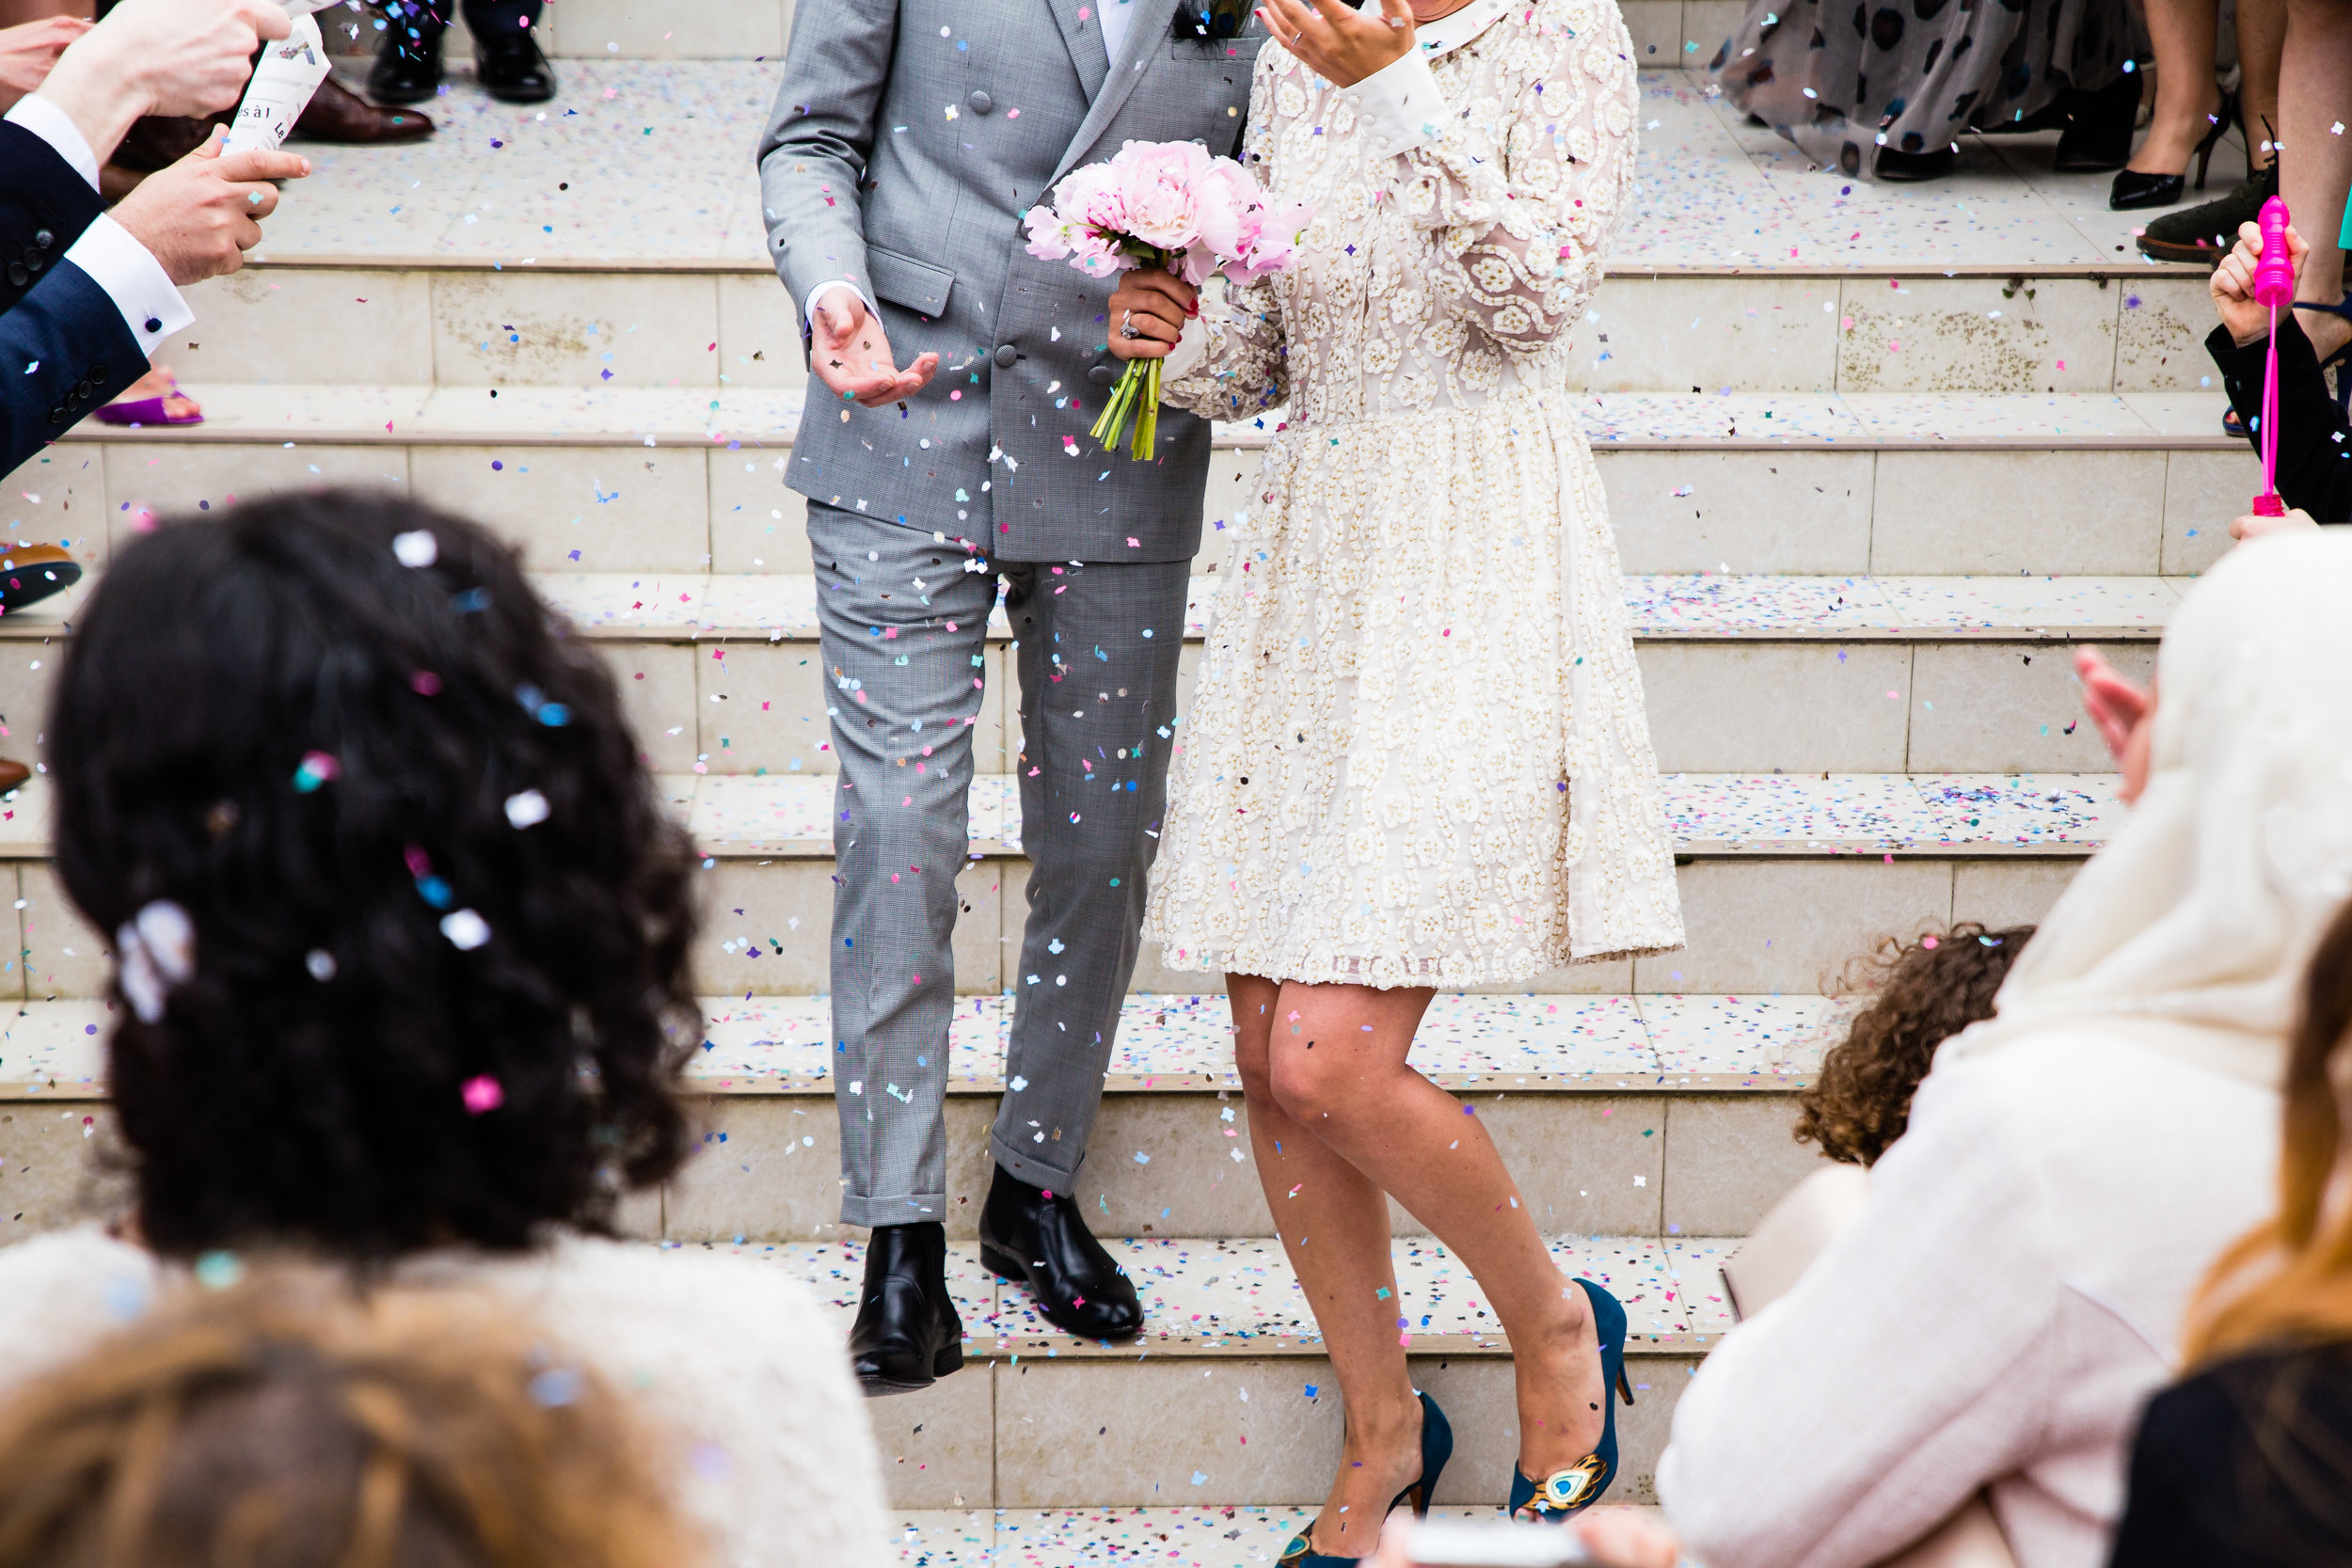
[293,75,435,144]
[0,760,30,794]
[0,544,81,619]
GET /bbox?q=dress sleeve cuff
[63,214,193,359]
[1339,49,1447,160]
[5,95,101,192]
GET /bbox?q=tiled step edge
[720,1233,1743,1359]
[0,772,2121,863]
[0,992,1849,1099]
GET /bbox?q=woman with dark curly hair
[0,492,889,1568]
[1796,923,2036,1168]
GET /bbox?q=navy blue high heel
[1508,1276,1634,1522]
[1279,1389,1453,1566]
[2292,298,2352,414]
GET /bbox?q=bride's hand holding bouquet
[1025,139,1311,457]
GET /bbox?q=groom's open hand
[1256,0,1414,88]
[1106,268,1198,360]
[809,287,940,408]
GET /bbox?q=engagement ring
[1120,309,1143,339]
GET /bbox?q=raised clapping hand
[1105,268,1199,361]
[2210,218,2311,349]
[2074,647,2157,803]
[1255,0,1416,88]
[807,287,939,408]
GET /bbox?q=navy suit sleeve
[0,121,106,317]
[2208,315,2352,525]
[1,259,144,481]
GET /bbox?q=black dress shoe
[1874,144,1954,182]
[477,33,556,104]
[977,1165,1144,1341]
[369,37,443,104]
[847,1222,963,1397]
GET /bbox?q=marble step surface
[0,990,1851,1098]
[138,66,2221,397]
[24,386,2250,578]
[0,562,2170,776]
[704,1235,1732,1510]
[0,993,1851,1243]
[884,1508,1684,1567]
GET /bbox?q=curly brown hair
[1794,923,2036,1166]
[0,1265,699,1568]
[49,492,701,1259]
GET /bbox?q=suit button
[1089,364,1115,385]
[91,363,106,381]
[32,230,51,249]
[5,264,24,289]
[993,344,1017,368]
[23,252,40,274]
[968,90,993,114]
[47,407,64,425]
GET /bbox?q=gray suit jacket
[757,0,1262,562]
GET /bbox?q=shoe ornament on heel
[1279,1390,1452,1566]
[1509,1276,1631,1523]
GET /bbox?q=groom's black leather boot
[977,1165,1144,1341]
[848,1221,963,1397]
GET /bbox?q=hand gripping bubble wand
[2250,195,2296,518]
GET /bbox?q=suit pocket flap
[867,245,954,315]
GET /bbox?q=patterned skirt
[1708,0,2135,178]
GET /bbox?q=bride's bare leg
[1252,980,1607,1494]
[1232,974,1422,1559]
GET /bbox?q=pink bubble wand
[2250,196,2296,517]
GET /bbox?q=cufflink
[144,318,163,334]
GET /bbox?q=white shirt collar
[1410,0,1514,58]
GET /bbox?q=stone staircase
[0,13,2255,1558]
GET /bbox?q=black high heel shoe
[2110,89,2234,211]
[1280,1391,1453,1566]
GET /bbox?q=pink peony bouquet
[1025,139,1311,458]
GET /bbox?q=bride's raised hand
[1105,267,1198,360]
[1256,0,1413,87]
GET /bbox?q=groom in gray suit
[757,0,1262,1392]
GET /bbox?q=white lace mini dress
[1144,0,1684,987]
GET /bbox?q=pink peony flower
[1110,138,1216,249]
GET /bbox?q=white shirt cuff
[63,213,193,359]
[803,278,877,333]
[5,95,101,192]
[1341,49,1447,160]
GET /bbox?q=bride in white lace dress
[1106,0,1682,1554]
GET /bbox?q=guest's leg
[1250,979,1606,1540]
[2284,0,2352,358]
[811,501,994,1227]
[1231,974,1423,1560]
[2237,0,2284,165]
[989,556,1190,1192]
[2125,0,2224,174]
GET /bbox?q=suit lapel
[1044,0,1111,108]
[1049,0,1184,185]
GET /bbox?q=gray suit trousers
[812,501,1188,1227]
